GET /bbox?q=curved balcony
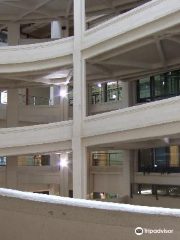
[0,121,73,156]
[1,95,180,155]
[83,96,180,147]
[0,37,74,74]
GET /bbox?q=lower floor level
[1,144,180,209]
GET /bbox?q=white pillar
[6,89,19,189]
[6,89,19,127]
[8,23,20,46]
[60,152,69,197]
[50,21,62,106]
[50,86,60,105]
[122,150,132,202]
[49,154,60,195]
[72,0,87,199]
[6,157,18,189]
[61,19,69,38]
[122,81,130,108]
[51,21,62,39]
[60,85,69,121]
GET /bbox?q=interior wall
[93,173,123,194]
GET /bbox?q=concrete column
[6,157,18,189]
[60,85,69,121]
[49,154,60,195]
[102,83,106,103]
[60,152,69,197]
[6,23,20,188]
[50,20,63,106]
[8,23,20,46]
[122,150,132,202]
[72,0,87,199]
[6,89,19,189]
[51,21,62,39]
[61,19,69,38]
[6,89,19,127]
[87,152,93,199]
[122,81,131,108]
[50,86,60,105]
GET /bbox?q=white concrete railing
[0,166,62,191]
[89,100,123,115]
[0,121,73,156]
[83,96,180,146]
[0,120,72,148]
[0,188,180,240]
[0,0,179,73]
[0,37,74,73]
[0,105,64,124]
[1,96,180,154]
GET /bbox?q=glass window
[139,149,153,168]
[154,147,167,167]
[107,81,121,101]
[137,70,180,103]
[140,184,152,195]
[157,185,168,196]
[138,78,151,99]
[169,186,180,196]
[91,84,102,104]
[1,91,7,104]
[0,157,6,166]
[169,146,179,167]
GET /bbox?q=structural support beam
[122,150,132,203]
[60,152,69,197]
[154,36,167,71]
[99,59,154,70]
[65,0,73,19]
[72,0,87,199]
[8,23,20,46]
[60,85,69,121]
[87,63,114,77]
[6,89,19,189]
[49,153,60,196]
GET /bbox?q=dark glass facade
[138,146,180,173]
[137,70,180,103]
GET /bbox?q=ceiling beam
[65,0,73,19]
[97,59,154,69]
[166,36,180,45]
[90,38,154,62]
[154,36,167,71]
[87,63,114,78]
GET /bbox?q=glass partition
[138,146,180,173]
[137,70,180,103]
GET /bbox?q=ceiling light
[60,158,68,167]
[60,90,67,98]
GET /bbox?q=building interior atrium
[0,0,180,239]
